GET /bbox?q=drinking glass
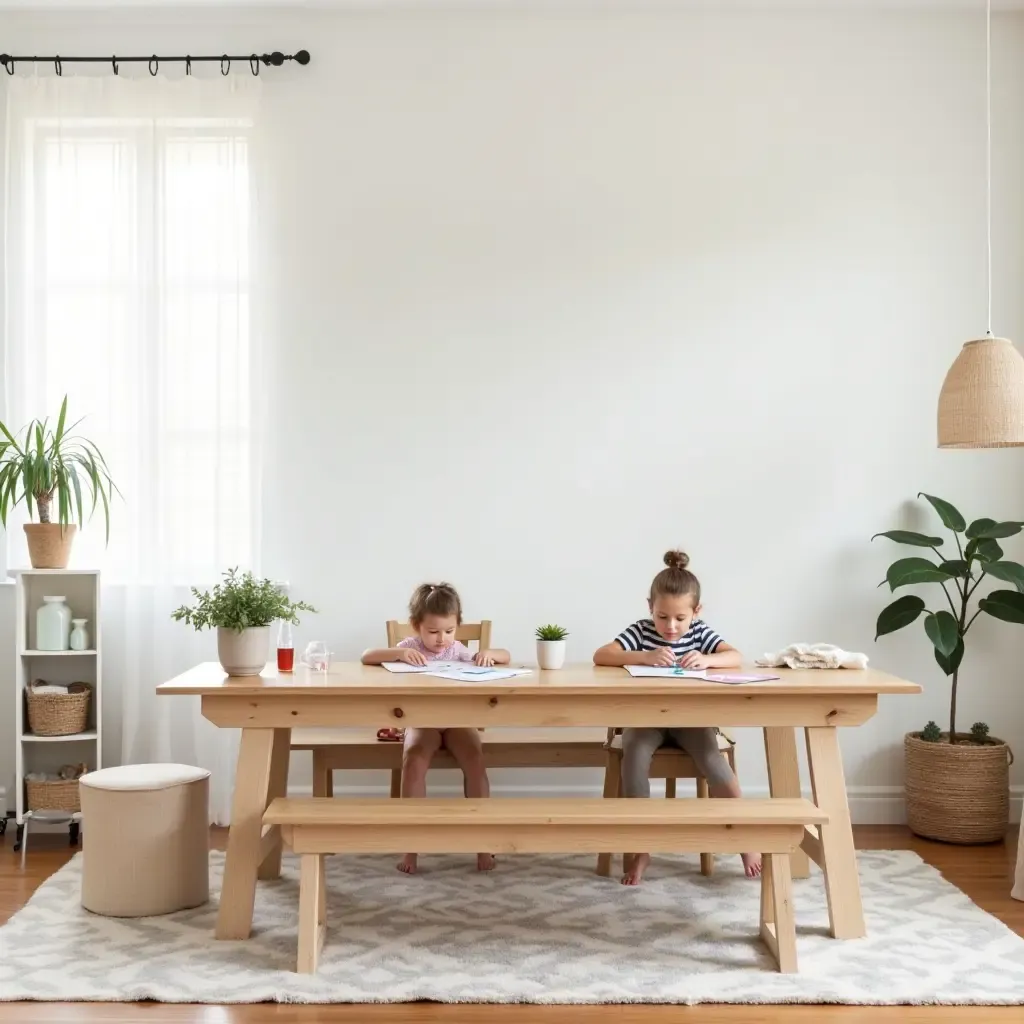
[304,641,331,673]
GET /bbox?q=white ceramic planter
[217,625,270,677]
[536,639,566,670]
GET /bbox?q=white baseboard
[291,782,1024,826]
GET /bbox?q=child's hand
[643,647,677,667]
[679,652,710,670]
[474,650,496,667]
[397,648,427,666]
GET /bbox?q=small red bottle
[277,619,294,673]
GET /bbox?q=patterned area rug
[1,850,1023,1004]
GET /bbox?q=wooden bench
[264,796,827,976]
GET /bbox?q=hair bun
[663,550,690,571]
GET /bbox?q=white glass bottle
[37,596,72,651]
[69,618,89,651]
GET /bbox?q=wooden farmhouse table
[157,661,920,943]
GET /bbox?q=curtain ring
[250,54,260,76]
[111,55,118,76]
[185,56,192,76]
[54,56,62,77]
[221,55,230,76]
[4,58,13,76]
[149,55,159,76]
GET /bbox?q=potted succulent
[0,396,117,568]
[172,568,317,677]
[874,493,1021,843]
[535,624,569,670]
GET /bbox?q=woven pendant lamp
[937,1,1024,448]
[938,338,1024,447]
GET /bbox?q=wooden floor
[1,823,1021,1023]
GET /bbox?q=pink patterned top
[396,636,475,662]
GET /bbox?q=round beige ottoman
[79,763,211,917]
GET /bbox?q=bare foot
[741,852,762,878]
[397,854,418,874]
[621,852,650,886]
[477,853,496,872]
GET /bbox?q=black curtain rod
[0,50,311,76]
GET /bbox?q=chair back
[386,619,493,651]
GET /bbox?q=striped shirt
[396,636,475,662]
[615,618,723,659]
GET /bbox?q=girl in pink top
[362,582,510,874]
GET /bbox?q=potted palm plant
[0,396,117,568]
[874,493,1022,843]
[535,623,569,670]
[172,568,317,676]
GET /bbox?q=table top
[157,661,921,698]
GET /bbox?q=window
[4,79,260,583]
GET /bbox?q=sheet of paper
[624,666,708,678]
[380,661,533,682]
[704,672,781,684]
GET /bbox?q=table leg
[217,728,276,941]
[258,728,292,881]
[805,726,865,939]
[763,726,810,879]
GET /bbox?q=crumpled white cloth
[755,643,868,670]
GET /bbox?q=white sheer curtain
[3,74,263,823]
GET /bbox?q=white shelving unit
[12,569,101,854]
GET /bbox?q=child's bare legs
[620,727,761,885]
[444,727,495,871]
[398,727,442,874]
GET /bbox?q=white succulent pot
[536,639,567,670]
[217,625,271,677]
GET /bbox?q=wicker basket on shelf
[25,680,91,737]
[25,776,82,813]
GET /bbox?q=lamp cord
[986,0,993,338]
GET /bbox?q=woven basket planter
[905,732,1012,844]
[25,681,91,737]
[25,778,81,813]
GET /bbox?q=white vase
[536,639,567,670]
[37,596,72,651]
[69,618,89,651]
[217,625,270,677]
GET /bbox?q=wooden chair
[291,620,609,798]
[596,727,737,878]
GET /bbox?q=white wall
[4,3,1024,821]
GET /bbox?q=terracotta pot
[904,731,1012,844]
[217,626,270,677]
[23,524,77,569]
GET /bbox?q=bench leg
[759,852,797,973]
[312,752,333,799]
[297,854,326,974]
[596,752,621,877]
[390,767,402,799]
[696,776,714,877]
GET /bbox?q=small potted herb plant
[874,493,1022,843]
[172,568,317,677]
[535,624,569,670]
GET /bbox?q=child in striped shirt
[593,550,761,885]
[362,582,509,874]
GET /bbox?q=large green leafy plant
[874,493,1024,743]
[172,568,317,632]
[0,395,117,539]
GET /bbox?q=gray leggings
[621,727,734,797]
